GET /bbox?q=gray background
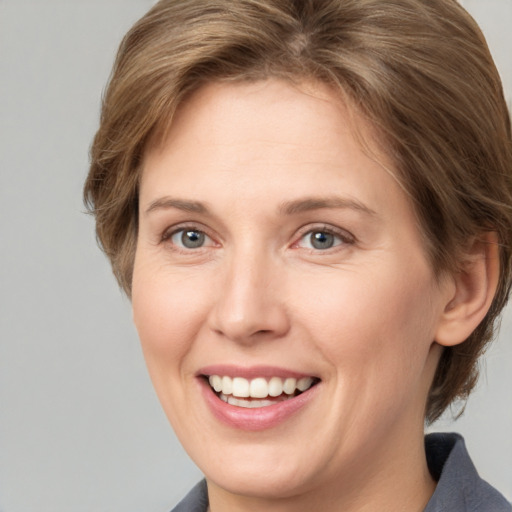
[0,1,510,510]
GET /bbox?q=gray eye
[171,229,206,249]
[309,231,335,250]
[182,230,205,248]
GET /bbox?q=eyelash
[160,224,355,253]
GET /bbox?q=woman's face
[133,79,451,501]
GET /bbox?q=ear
[435,232,500,347]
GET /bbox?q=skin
[131,79,487,511]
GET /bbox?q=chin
[185,434,332,501]
[205,463,315,501]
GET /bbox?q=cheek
[131,262,210,370]
[302,263,438,384]
[305,269,439,448]
[131,264,214,436]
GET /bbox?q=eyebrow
[145,197,209,215]
[278,196,377,217]
[144,195,377,217]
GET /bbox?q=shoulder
[169,479,209,512]
[424,432,511,512]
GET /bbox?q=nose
[207,250,290,344]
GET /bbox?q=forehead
[142,79,397,183]
[140,79,410,224]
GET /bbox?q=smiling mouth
[205,375,320,409]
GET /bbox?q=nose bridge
[209,241,289,342]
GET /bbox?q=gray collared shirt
[424,433,511,511]
[171,433,511,511]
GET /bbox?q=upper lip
[197,364,319,380]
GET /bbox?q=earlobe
[435,232,500,347]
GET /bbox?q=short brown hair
[84,0,512,422]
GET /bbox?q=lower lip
[199,378,319,431]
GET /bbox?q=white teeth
[283,378,297,395]
[268,376,283,397]
[232,377,250,397]
[227,395,276,408]
[219,393,290,408]
[209,375,222,393]
[208,375,316,399]
[297,377,314,391]
[249,378,269,398]
[221,375,233,395]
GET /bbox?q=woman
[84,0,512,510]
